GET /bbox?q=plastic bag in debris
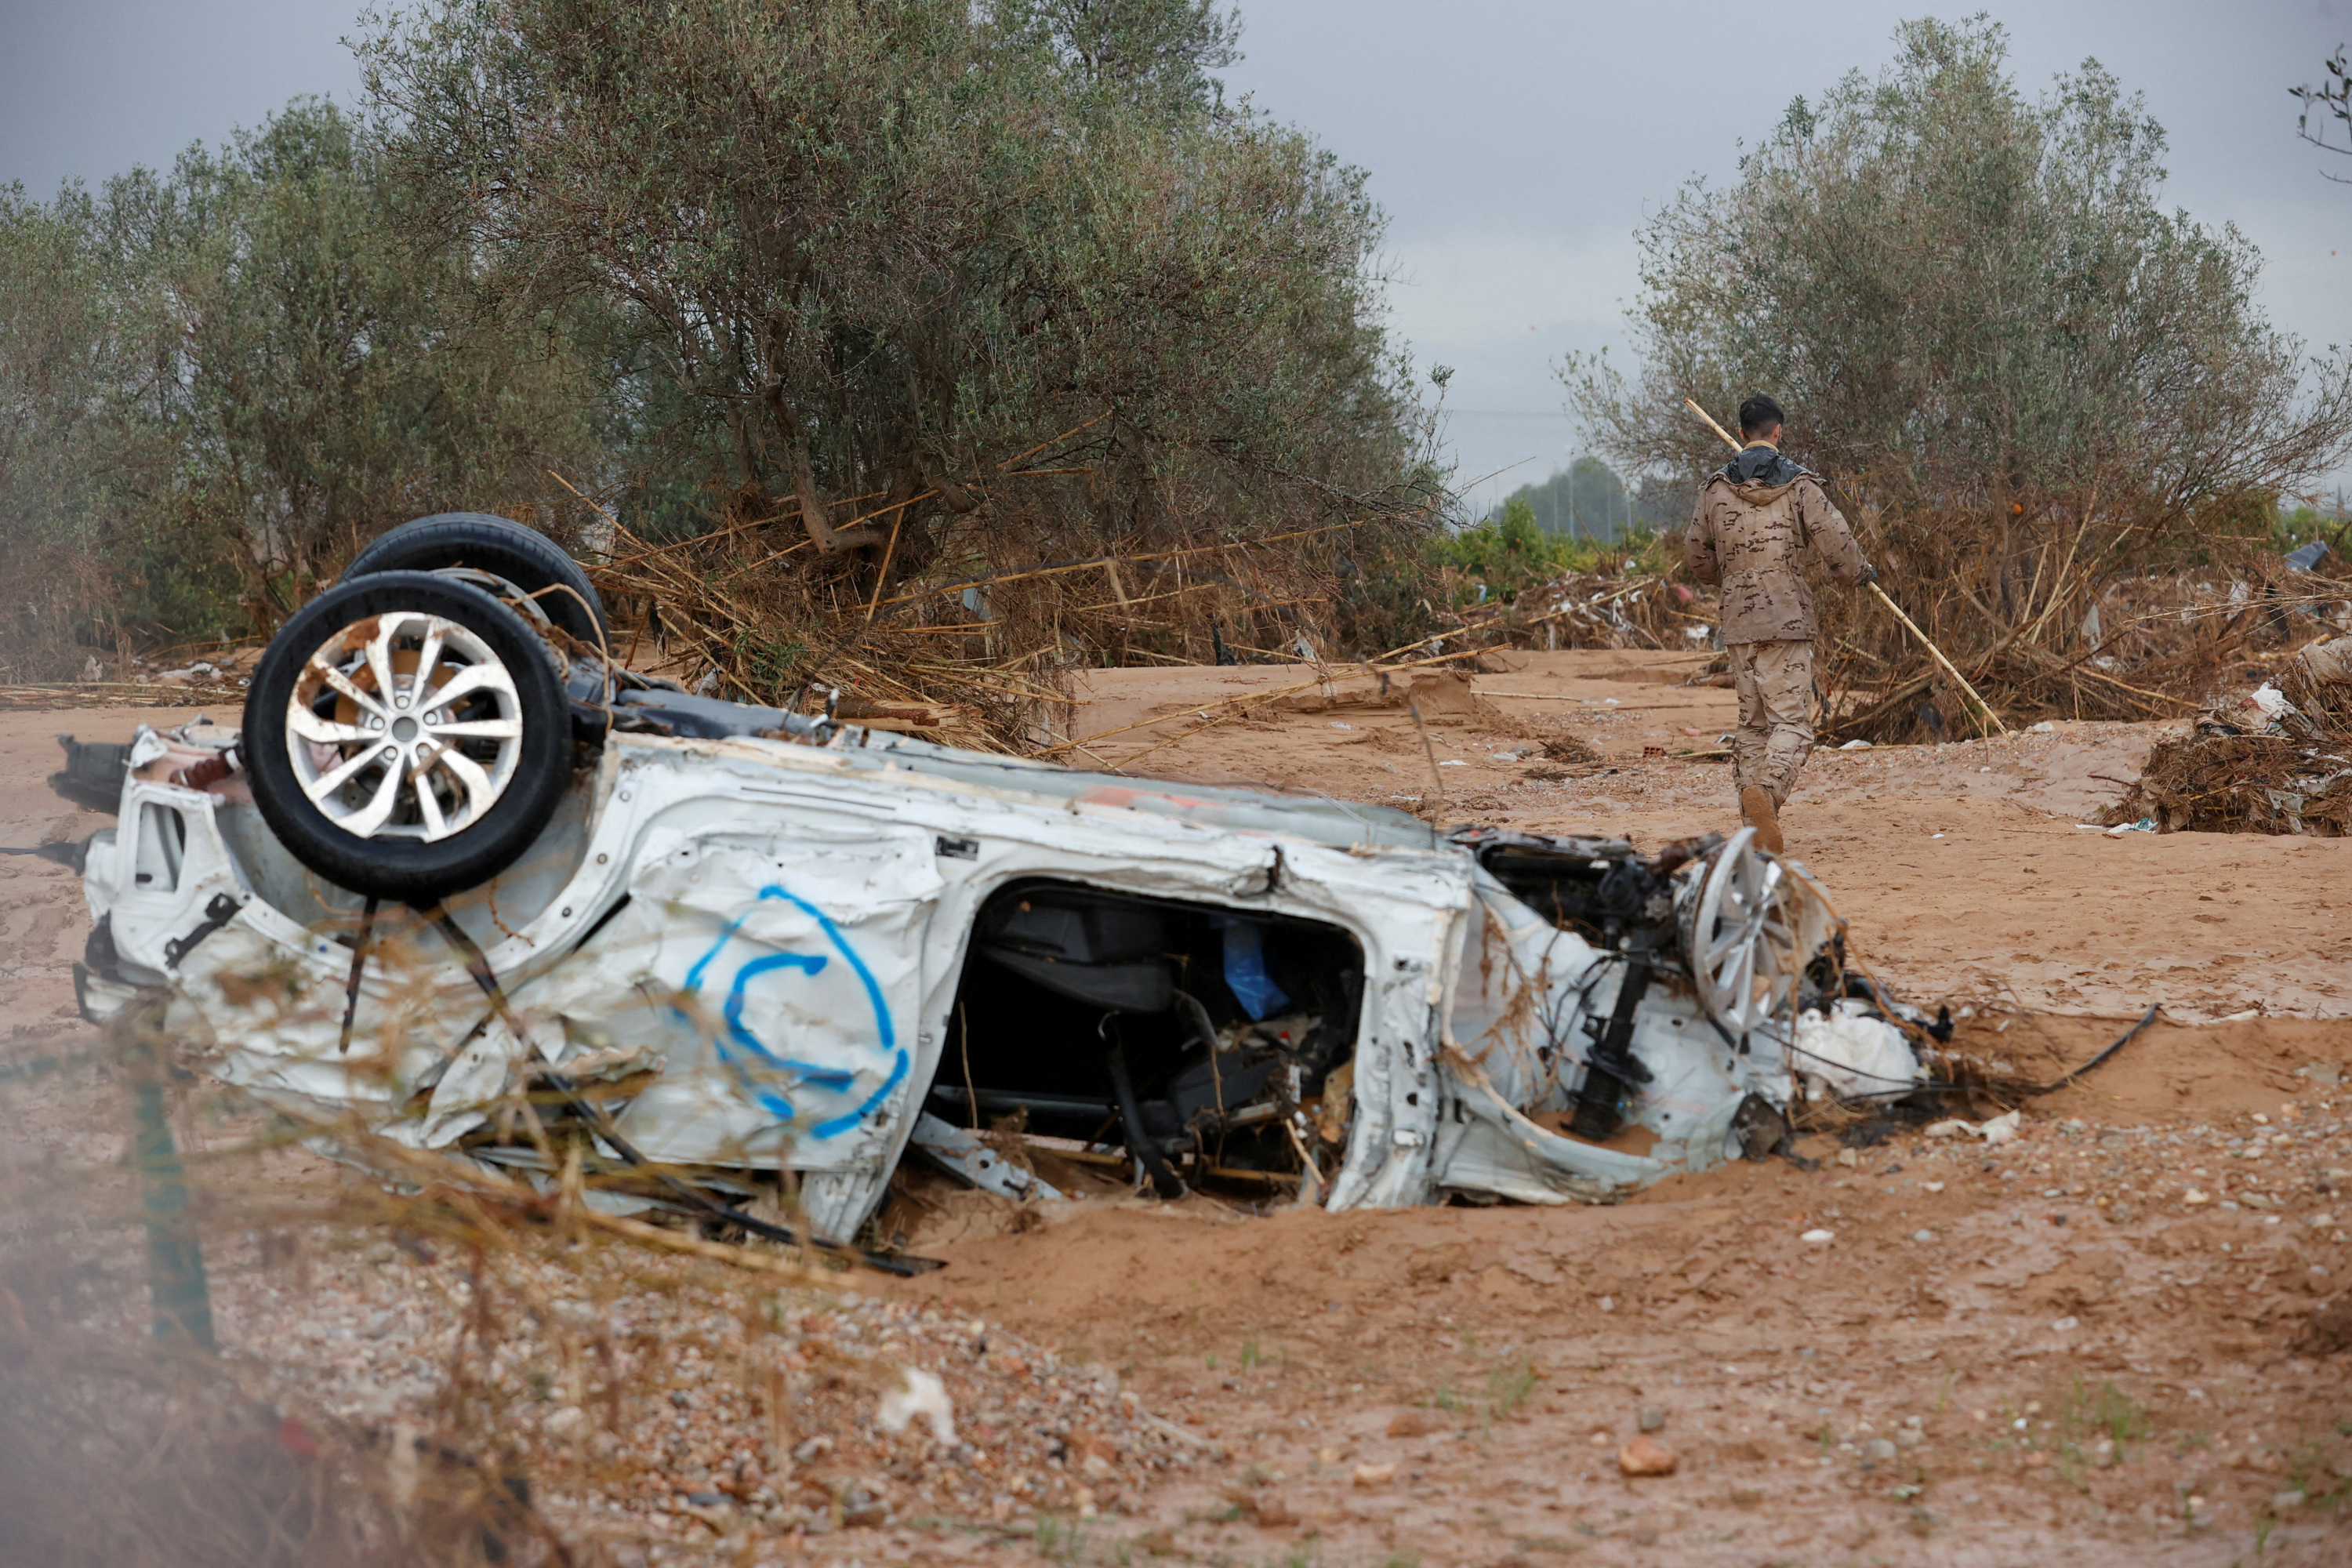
[2285,540,2335,574]
[2249,683,2297,723]
[1791,1000,1922,1101]
[2296,637,2352,688]
[877,1367,957,1445]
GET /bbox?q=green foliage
[1567,15,2352,533]
[1433,497,1669,607]
[0,99,605,665]
[1560,15,2352,731]
[1000,0,1243,123]
[359,0,1428,569]
[2292,45,2352,169]
[2,2,1432,676]
[1483,1357,1539,1418]
[2278,503,2352,551]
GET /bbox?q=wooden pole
[1681,398,2007,736]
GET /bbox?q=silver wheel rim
[285,609,524,843]
[1685,827,1802,1039]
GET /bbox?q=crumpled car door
[603,824,945,1236]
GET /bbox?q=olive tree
[1571,16,2352,526]
[0,99,605,664]
[1564,16,2352,724]
[357,0,1425,577]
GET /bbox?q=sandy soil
[4,671,2351,1566]
[1065,652,2352,1023]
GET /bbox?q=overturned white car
[67,515,1890,1253]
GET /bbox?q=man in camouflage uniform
[1683,394,1874,855]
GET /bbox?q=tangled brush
[2107,637,2352,835]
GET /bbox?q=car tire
[243,572,574,905]
[340,512,610,652]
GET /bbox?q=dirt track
[4,666,2351,1565]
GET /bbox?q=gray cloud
[0,1,363,190]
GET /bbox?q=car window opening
[935,880,1364,1195]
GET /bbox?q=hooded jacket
[1684,447,1868,644]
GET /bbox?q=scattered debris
[1923,1109,2026,1145]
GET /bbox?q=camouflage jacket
[1683,447,1869,644]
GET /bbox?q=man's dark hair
[1738,394,1784,438]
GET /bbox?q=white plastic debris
[1838,739,1873,750]
[1801,1229,1835,1243]
[126,725,171,770]
[1921,1109,2024,1145]
[877,1367,957,1446]
[1791,1000,1922,1101]
[2029,720,2056,733]
[2249,682,2293,721]
[2104,818,2155,836]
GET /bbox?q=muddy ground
[3,656,2350,1566]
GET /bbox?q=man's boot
[1740,786,1784,855]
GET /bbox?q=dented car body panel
[80,717,1841,1241]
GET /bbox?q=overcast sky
[8,0,2352,513]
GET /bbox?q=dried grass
[1820,526,2352,742]
[0,980,1204,1564]
[1505,568,1708,652]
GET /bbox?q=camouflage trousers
[1730,639,1816,807]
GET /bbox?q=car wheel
[339,511,610,652]
[242,572,573,905]
[1680,826,1800,1042]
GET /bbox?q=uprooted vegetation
[2107,633,2352,835]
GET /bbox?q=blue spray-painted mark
[718,952,831,1120]
[678,880,908,1138]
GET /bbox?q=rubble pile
[2110,637,2352,835]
